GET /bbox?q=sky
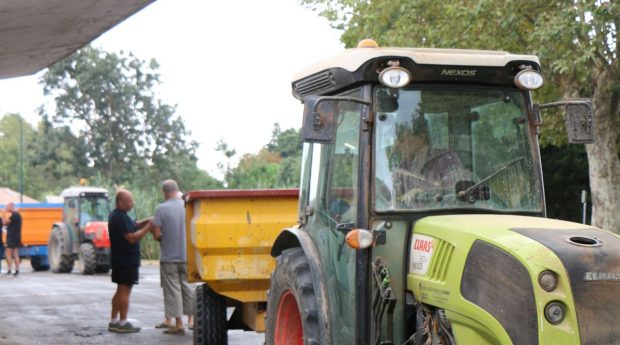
[0,0,344,179]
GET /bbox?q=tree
[0,114,38,198]
[30,118,90,191]
[40,46,198,185]
[303,0,620,230]
[219,124,302,189]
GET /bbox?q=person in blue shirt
[107,190,152,333]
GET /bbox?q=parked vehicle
[48,187,111,274]
[0,203,62,271]
[190,40,606,345]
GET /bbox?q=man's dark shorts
[111,266,139,286]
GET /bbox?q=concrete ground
[0,260,264,345]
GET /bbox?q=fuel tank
[407,214,620,345]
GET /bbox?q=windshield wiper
[457,156,525,201]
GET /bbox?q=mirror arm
[311,96,371,113]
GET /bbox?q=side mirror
[301,96,338,144]
[535,99,594,144]
[301,95,370,144]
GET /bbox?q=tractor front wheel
[194,284,227,345]
[266,248,321,345]
[78,243,96,275]
[48,227,74,273]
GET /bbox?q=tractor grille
[513,228,620,345]
[427,239,454,282]
[461,240,538,345]
[293,71,337,98]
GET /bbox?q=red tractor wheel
[266,248,323,345]
[275,290,303,345]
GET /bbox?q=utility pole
[19,116,23,203]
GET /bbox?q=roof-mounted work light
[379,63,411,88]
[514,69,544,90]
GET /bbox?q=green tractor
[266,40,609,345]
[48,187,112,275]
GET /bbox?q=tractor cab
[49,186,112,275]
[61,187,110,232]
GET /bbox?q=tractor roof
[291,44,541,100]
[294,47,540,80]
[61,187,109,198]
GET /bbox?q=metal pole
[581,190,587,225]
[19,116,23,203]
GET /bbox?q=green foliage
[40,46,199,185]
[2,46,225,258]
[542,145,590,223]
[221,123,302,189]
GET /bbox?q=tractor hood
[409,214,620,345]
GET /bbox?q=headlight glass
[514,70,544,90]
[538,270,559,292]
[544,301,566,324]
[379,67,411,88]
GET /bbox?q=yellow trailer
[185,189,298,340]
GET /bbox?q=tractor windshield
[373,86,542,213]
[79,195,110,227]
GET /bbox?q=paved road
[0,261,264,345]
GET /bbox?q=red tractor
[48,187,111,274]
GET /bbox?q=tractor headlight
[514,69,543,90]
[379,67,411,88]
[544,301,566,324]
[538,270,558,292]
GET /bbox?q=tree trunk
[586,68,620,232]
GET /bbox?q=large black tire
[48,227,74,273]
[78,243,96,275]
[30,256,50,271]
[194,284,227,345]
[95,264,111,274]
[265,248,321,345]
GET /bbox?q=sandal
[163,327,186,335]
[155,322,174,329]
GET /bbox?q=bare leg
[111,286,120,321]
[117,284,133,321]
[5,248,13,272]
[12,249,19,272]
[187,315,193,328]
[175,317,183,329]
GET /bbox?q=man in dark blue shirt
[108,190,151,333]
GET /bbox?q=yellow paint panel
[186,190,298,303]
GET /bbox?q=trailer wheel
[194,284,227,345]
[30,256,49,271]
[48,226,74,273]
[78,243,96,275]
[266,248,321,345]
